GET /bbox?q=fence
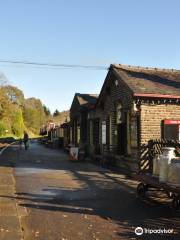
[139,139,180,173]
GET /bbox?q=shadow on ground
[0,142,180,239]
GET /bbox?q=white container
[168,159,180,186]
[69,147,79,161]
[153,156,160,176]
[159,147,175,182]
[161,147,175,158]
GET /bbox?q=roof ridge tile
[111,63,180,73]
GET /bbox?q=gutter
[134,93,180,99]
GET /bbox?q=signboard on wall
[164,120,180,125]
[163,119,180,141]
[131,117,138,148]
[102,121,106,144]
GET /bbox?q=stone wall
[140,103,180,144]
[97,69,133,149]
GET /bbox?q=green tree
[53,109,60,117]
[0,81,50,136]
[1,85,25,105]
[23,98,46,134]
[11,109,24,137]
[0,121,6,136]
[0,88,11,118]
[43,105,51,117]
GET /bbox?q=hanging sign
[102,121,106,144]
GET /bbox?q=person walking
[19,138,23,150]
[23,131,29,150]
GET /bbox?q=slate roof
[76,93,98,107]
[112,64,180,98]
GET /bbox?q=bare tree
[0,72,8,86]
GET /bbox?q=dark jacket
[23,133,29,142]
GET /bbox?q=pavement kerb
[0,140,24,240]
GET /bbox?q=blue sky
[0,0,179,112]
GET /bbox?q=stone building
[88,64,180,172]
[60,122,70,148]
[70,93,98,146]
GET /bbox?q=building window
[70,127,72,143]
[77,126,80,144]
[102,121,106,144]
[130,116,138,148]
[116,103,123,124]
[163,120,180,141]
[93,119,100,145]
[90,120,93,145]
[109,114,112,145]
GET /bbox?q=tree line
[0,84,51,137]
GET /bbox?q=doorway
[117,115,127,155]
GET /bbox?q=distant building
[40,120,55,135]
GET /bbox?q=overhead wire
[0,59,108,70]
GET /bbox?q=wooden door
[117,113,127,155]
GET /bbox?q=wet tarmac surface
[0,141,180,240]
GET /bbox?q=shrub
[11,109,24,137]
[0,121,6,136]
